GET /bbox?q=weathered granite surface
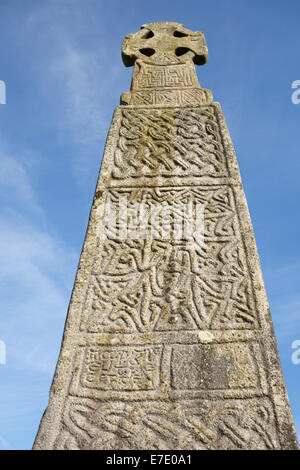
[33,22,299,450]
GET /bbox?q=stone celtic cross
[122,22,208,65]
[34,22,298,450]
[121,22,212,106]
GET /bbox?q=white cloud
[24,1,121,141]
[0,211,77,373]
[0,434,14,451]
[263,263,300,339]
[274,299,300,340]
[0,149,41,211]
[15,0,126,191]
[0,142,77,374]
[49,45,111,144]
[0,154,34,201]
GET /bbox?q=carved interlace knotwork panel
[112,107,227,179]
[80,186,257,333]
[55,397,279,450]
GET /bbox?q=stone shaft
[34,23,298,450]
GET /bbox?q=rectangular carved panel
[171,343,260,390]
[80,186,258,333]
[112,106,228,178]
[80,345,162,391]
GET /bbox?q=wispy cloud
[264,263,300,340]
[273,299,300,340]
[0,154,75,447]
[49,45,112,145]
[20,0,123,186]
[0,154,34,202]
[0,142,76,374]
[0,434,14,451]
[0,147,41,214]
[0,215,76,373]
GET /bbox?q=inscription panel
[77,345,162,392]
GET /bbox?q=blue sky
[0,0,299,450]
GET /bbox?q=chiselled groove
[112,107,228,179]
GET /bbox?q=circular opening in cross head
[143,30,154,39]
[175,47,190,57]
[174,31,188,38]
[139,48,155,57]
